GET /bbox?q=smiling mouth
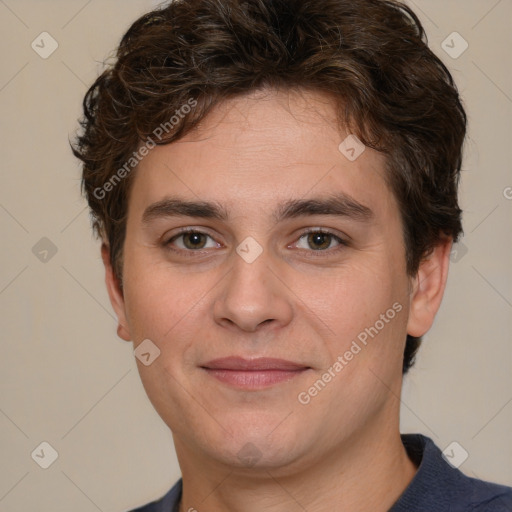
[201,357,311,389]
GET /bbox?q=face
[105,88,442,473]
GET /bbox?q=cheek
[125,280,198,342]
[122,268,200,406]
[121,253,188,344]
[121,255,221,378]
[316,261,400,329]
[310,257,409,369]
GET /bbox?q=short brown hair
[71,0,467,373]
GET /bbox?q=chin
[211,441,302,472]
[199,420,306,469]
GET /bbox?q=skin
[102,87,452,511]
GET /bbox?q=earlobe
[101,243,132,342]
[406,237,453,338]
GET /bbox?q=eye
[162,227,347,257]
[294,229,346,253]
[164,229,219,251]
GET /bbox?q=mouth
[200,357,311,390]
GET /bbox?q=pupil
[185,233,205,249]
[309,233,329,250]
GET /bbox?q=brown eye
[182,232,208,249]
[165,230,218,252]
[295,230,345,252]
[307,232,333,250]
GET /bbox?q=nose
[213,246,294,334]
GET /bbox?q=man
[72,0,512,510]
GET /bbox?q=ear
[101,243,131,341]
[407,237,453,337]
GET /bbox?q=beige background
[0,0,511,510]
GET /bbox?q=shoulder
[126,479,182,512]
[462,476,512,512]
[391,434,512,512]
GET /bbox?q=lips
[201,357,310,389]
[201,356,309,371]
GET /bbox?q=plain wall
[0,1,510,510]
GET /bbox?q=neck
[174,419,417,512]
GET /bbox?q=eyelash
[163,227,348,258]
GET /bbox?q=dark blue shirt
[128,434,512,511]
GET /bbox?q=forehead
[130,88,397,224]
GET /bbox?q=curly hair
[71,0,467,373]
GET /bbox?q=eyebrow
[141,193,374,225]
